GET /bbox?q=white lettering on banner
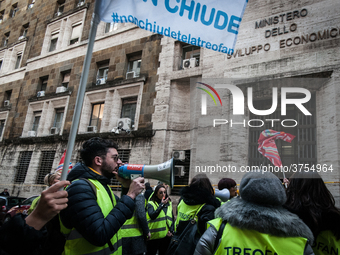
[97,0,248,54]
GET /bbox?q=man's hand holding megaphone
[113,162,145,200]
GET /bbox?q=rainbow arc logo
[196,82,222,115]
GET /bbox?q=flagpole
[60,0,101,182]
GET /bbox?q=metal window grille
[109,149,131,191]
[15,151,33,183]
[171,150,190,195]
[36,151,56,184]
[248,94,316,179]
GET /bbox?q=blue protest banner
[97,0,248,54]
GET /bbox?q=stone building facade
[152,0,340,203]
[0,0,162,197]
[0,0,339,205]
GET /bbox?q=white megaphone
[214,188,230,202]
[118,158,175,188]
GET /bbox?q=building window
[32,111,41,132]
[19,24,29,39]
[55,0,65,16]
[14,53,22,69]
[39,77,48,91]
[121,97,137,128]
[126,54,141,78]
[0,60,3,71]
[49,32,59,52]
[248,94,316,178]
[4,32,10,47]
[36,151,56,184]
[53,108,64,129]
[89,103,104,130]
[15,151,33,183]
[76,0,85,7]
[69,23,81,45]
[105,22,118,33]
[96,64,108,85]
[28,0,35,9]
[11,3,19,18]
[109,149,130,191]
[0,120,5,138]
[182,44,200,68]
[61,71,70,88]
[0,10,4,23]
[4,90,12,102]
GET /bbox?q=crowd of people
[0,137,339,255]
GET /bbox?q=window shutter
[71,24,81,40]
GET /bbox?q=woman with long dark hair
[285,171,340,254]
[146,184,174,255]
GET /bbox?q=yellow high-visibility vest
[312,230,340,255]
[147,200,173,240]
[174,200,205,232]
[209,218,307,255]
[120,210,143,238]
[60,179,122,255]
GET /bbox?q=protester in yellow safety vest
[60,137,145,255]
[194,171,315,255]
[175,173,221,235]
[121,193,150,255]
[285,171,340,255]
[146,184,174,255]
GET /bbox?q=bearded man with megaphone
[60,137,145,255]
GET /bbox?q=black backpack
[165,204,205,255]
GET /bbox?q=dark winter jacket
[178,185,221,235]
[59,162,135,247]
[0,213,47,255]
